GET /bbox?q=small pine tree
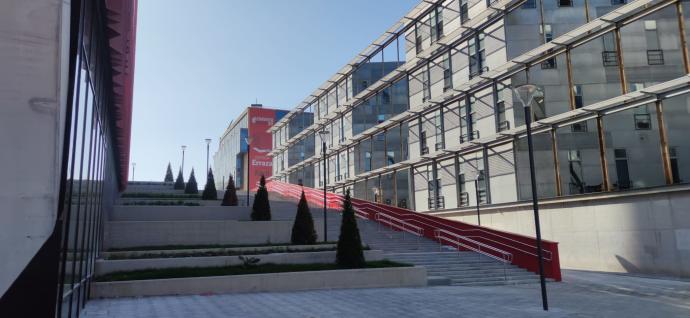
[291,191,317,244]
[184,169,199,194]
[336,189,365,268]
[164,163,174,182]
[202,169,218,200]
[250,175,271,221]
[174,168,185,190]
[221,174,238,206]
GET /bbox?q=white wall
[0,0,71,296]
[436,187,690,277]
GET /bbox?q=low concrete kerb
[103,243,338,259]
[91,266,427,298]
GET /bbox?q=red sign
[247,107,276,190]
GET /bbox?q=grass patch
[121,200,200,206]
[107,242,340,252]
[121,192,201,199]
[107,246,341,260]
[95,260,410,282]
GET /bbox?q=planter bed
[104,243,342,259]
[95,250,384,275]
[91,261,426,298]
[121,192,201,199]
[120,200,200,206]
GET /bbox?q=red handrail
[266,180,562,282]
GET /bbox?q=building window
[377,114,385,124]
[430,7,444,43]
[422,67,431,102]
[634,106,652,130]
[522,0,536,8]
[460,0,469,23]
[568,149,585,193]
[415,32,422,54]
[496,101,509,132]
[365,151,372,172]
[573,85,583,109]
[614,148,631,190]
[532,88,546,120]
[670,147,681,183]
[435,111,444,150]
[559,0,573,6]
[477,170,487,204]
[611,0,627,5]
[644,20,664,65]
[601,32,618,66]
[469,34,486,78]
[540,24,556,69]
[442,55,452,92]
[572,121,588,132]
[458,173,469,206]
[420,130,429,155]
[387,151,395,165]
[382,90,391,104]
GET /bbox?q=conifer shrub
[184,169,199,194]
[291,191,317,244]
[201,169,218,200]
[164,163,174,182]
[221,174,239,206]
[250,175,271,221]
[174,168,185,190]
[336,189,365,268]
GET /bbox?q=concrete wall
[95,250,384,275]
[104,219,325,249]
[434,187,690,278]
[0,0,71,296]
[110,206,253,221]
[91,266,427,298]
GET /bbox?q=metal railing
[375,212,424,241]
[434,228,512,281]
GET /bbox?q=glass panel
[396,169,410,208]
[557,120,604,195]
[515,131,557,200]
[662,93,690,183]
[381,173,395,205]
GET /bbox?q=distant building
[213,105,288,191]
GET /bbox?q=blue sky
[130,0,418,186]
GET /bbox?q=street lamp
[513,84,548,311]
[317,130,330,242]
[131,162,136,181]
[245,136,253,206]
[474,172,481,226]
[205,138,212,174]
[181,145,187,176]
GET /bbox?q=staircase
[323,211,541,287]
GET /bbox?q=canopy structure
[105,0,138,191]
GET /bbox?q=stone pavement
[83,270,690,318]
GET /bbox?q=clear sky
[129,0,419,186]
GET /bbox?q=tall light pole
[245,136,253,206]
[318,130,330,242]
[514,84,548,311]
[205,138,212,174]
[181,145,187,176]
[474,173,481,226]
[131,162,136,181]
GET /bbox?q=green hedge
[121,193,201,199]
[95,260,410,282]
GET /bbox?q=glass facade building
[0,0,137,316]
[270,0,690,213]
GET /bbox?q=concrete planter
[91,266,427,298]
[111,205,251,221]
[104,219,325,249]
[95,250,384,275]
[103,243,338,259]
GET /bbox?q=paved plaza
[83,270,690,318]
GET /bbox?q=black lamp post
[318,130,330,242]
[245,136,253,206]
[514,84,548,311]
[474,174,481,226]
